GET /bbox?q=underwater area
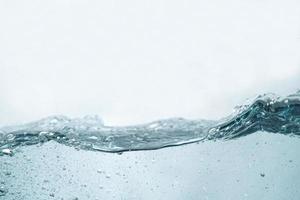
[0,132,299,200]
[0,92,299,199]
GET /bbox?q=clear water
[0,92,300,199]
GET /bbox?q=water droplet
[284,99,289,104]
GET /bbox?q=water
[0,92,300,199]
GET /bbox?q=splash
[0,92,300,155]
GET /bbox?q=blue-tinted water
[0,92,300,199]
[1,132,300,200]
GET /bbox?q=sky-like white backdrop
[0,0,300,126]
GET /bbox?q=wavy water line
[0,92,300,155]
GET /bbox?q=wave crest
[1,92,300,155]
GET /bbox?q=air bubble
[0,186,7,196]
[1,149,12,155]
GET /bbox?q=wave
[1,91,300,155]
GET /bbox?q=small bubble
[260,173,265,177]
[6,134,15,140]
[0,186,7,196]
[4,171,11,176]
[1,149,12,155]
[88,136,98,140]
[49,193,55,197]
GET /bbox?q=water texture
[0,91,299,155]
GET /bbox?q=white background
[0,0,300,126]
